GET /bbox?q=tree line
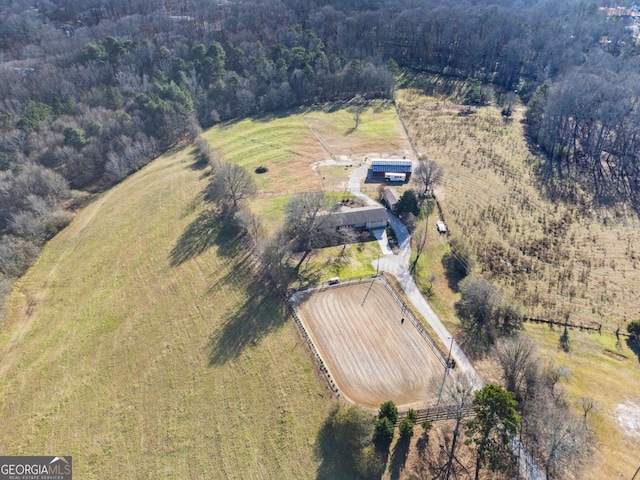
[1,0,638,312]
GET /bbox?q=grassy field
[0,149,336,479]
[397,88,640,330]
[205,102,411,195]
[397,85,640,479]
[0,103,413,479]
[524,323,640,480]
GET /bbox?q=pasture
[0,103,415,479]
[397,84,640,480]
[295,280,444,410]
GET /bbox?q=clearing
[294,279,444,410]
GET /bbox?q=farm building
[382,188,399,210]
[323,206,389,230]
[370,159,413,181]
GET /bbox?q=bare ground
[295,281,444,410]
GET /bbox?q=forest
[0,0,639,307]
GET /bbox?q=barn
[370,159,413,181]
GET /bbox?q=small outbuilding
[382,188,399,210]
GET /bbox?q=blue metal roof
[371,160,412,172]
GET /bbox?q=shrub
[407,408,418,423]
[421,419,433,435]
[374,417,395,448]
[378,400,398,424]
[398,417,414,439]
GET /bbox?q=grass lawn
[0,149,335,479]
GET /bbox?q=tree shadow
[169,208,246,266]
[625,337,640,363]
[207,270,287,365]
[314,416,355,480]
[188,145,209,171]
[441,256,465,292]
[314,408,384,480]
[169,209,220,266]
[388,437,411,480]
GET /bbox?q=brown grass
[397,89,640,330]
[397,86,640,480]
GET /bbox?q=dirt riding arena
[293,279,445,410]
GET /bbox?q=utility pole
[437,336,455,405]
[361,256,379,306]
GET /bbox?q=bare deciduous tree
[233,208,262,245]
[414,155,444,197]
[529,399,592,480]
[436,371,481,480]
[284,192,337,270]
[577,396,597,430]
[207,162,257,212]
[456,277,522,354]
[496,335,538,401]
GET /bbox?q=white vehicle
[384,172,406,182]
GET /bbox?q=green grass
[524,323,640,480]
[303,241,380,283]
[0,149,335,479]
[0,103,414,479]
[204,103,411,194]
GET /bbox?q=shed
[370,159,413,181]
[382,188,398,210]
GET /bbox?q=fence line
[523,316,639,343]
[408,404,475,425]
[377,274,448,368]
[282,294,342,398]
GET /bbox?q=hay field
[397,86,640,480]
[398,88,640,330]
[296,281,444,410]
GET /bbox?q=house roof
[322,206,389,228]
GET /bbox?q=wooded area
[0,0,638,313]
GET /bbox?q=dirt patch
[295,280,445,410]
[616,400,640,439]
